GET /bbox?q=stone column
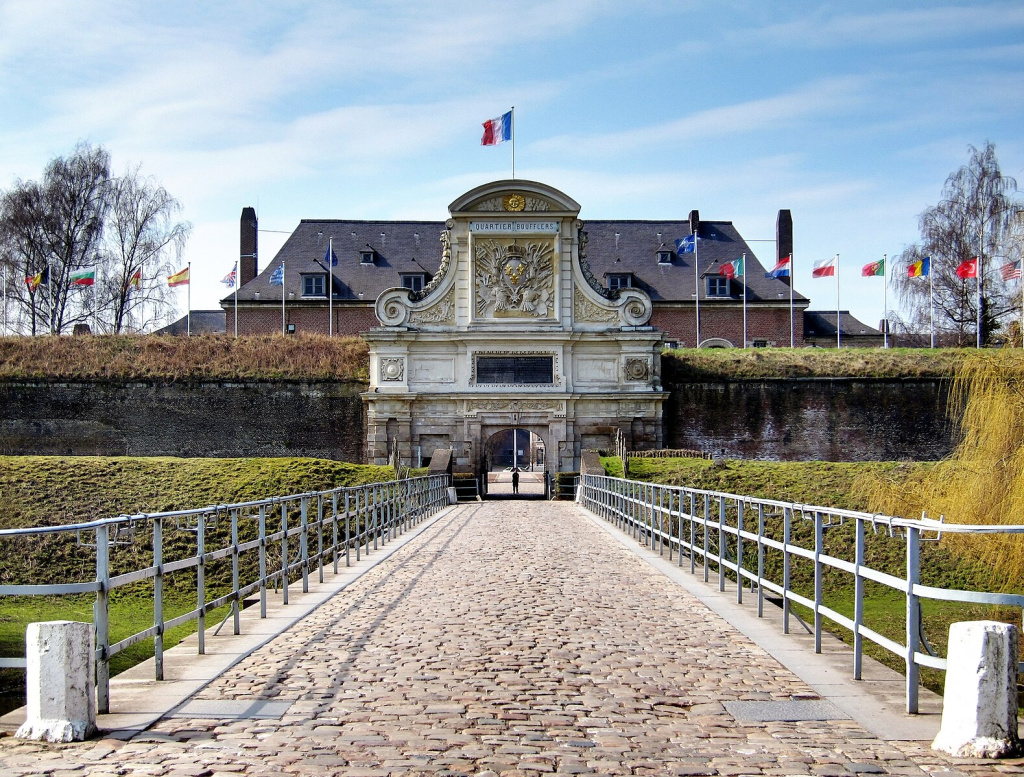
[932,621,1020,758]
[16,621,96,742]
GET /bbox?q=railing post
[94,523,110,715]
[153,516,164,681]
[736,500,744,604]
[373,484,379,551]
[317,496,324,584]
[783,507,791,634]
[197,512,206,654]
[281,502,289,605]
[756,504,765,618]
[703,494,710,583]
[346,490,353,566]
[813,511,823,654]
[231,508,240,635]
[718,495,725,592]
[259,505,267,618]
[332,492,340,574]
[854,516,865,679]
[300,496,309,593]
[906,525,921,713]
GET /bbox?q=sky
[1,0,1023,331]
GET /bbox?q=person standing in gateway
[512,467,520,495]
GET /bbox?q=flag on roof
[69,267,95,286]
[167,267,190,287]
[221,268,237,288]
[907,256,930,278]
[25,268,48,291]
[675,234,699,254]
[956,257,978,279]
[766,255,790,278]
[1001,259,1021,281]
[481,110,512,145]
[269,265,284,286]
[127,268,142,290]
[861,259,884,277]
[720,257,744,279]
[812,256,837,278]
[325,245,338,267]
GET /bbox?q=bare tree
[894,142,1023,346]
[0,180,51,334]
[98,167,191,333]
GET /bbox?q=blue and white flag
[325,246,338,266]
[269,265,284,286]
[220,268,237,288]
[675,234,699,254]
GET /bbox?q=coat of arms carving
[474,238,555,319]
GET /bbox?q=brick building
[221,180,878,347]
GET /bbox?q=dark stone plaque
[477,356,553,384]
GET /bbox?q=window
[401,274,425,292]
[706,276,730,297]
[360,249,376,264]
[657,250,673,264]
[607,274,632,291]
[302,274,326,297]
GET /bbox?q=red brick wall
[228,304,379,336]
[651,305,805,347]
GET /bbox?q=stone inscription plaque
[476,356,554,385]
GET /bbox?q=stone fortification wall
[0,380,366,461]
[664,378,953,461]
[0,377,953,463]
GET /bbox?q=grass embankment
[661,346,966,380]
[605,456,1011,693]
[0,334,369,381]
[0,456,399,711]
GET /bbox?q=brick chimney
[240,207,258,286]
[688,209,700,236]
[776,209,793,267]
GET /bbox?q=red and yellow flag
[167,267,190,287]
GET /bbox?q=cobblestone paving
[2,501,1020,776]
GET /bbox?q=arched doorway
[483,427,546,498]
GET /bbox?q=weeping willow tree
[864,350,1024,587]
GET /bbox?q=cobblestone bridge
[0,501,1012,776]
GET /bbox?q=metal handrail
[577,472,1024,715]
[0,473,451,713]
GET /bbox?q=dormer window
[360,249,376,264]
[607,273,632,291]
[706,276,730,297]
[401,273,426,292]
[301,273,327,297]
[657,250,673,264]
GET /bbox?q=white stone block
[932,620,1020,758]
[447,486,458,504]
[15,621,96,742]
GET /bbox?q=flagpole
[694,231,701,348]
[328,237,334,338]
[929,263,935,348]
[233,260,239,338]
[741,253,748,348]
[281,260,286,336]
[186,261,192,337]
[835,254,841,349]
[977,253,982,349]
[510,106,515,179]
[882,254,888,349]
[2,265,6,336]
[789,252,794,348]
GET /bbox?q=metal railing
[0,474,450,713]
[578,472,1024,714]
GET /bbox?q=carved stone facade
[364,179,666,475]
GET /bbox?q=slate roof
[226,219,808,306]
[803,311,883,339]
[156,310,226,335]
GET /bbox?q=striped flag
[907,256,930,278]
[861,259,884,277]
[167,267,190,287]
[812,256,837,278]
[766,255,790,278]
[481,110,512,145]
[720,257,744,279]
[1001,259,1022,281]
[127,269,142,290]
[69,267,96,286]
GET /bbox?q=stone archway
[482,426,547,497]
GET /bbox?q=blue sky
[2,0,1022,330]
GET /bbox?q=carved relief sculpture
[574,290,619,323]
[624,358,651,381]
[475,238,555,319]
[380,357,405,381]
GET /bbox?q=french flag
[481,110,512,145]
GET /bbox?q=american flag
[1001,260,1022,282]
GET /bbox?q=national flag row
[24,267,189,291]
